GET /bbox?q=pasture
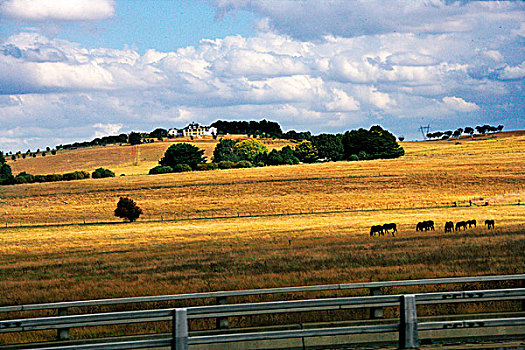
[0,131,524,344]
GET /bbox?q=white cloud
[0,0,115,21]
[93,123,122,138]
[1,0,524,150]
[499,62,525,80]
[442,96,479,112]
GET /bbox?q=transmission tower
[419,124,430,139]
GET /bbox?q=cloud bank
[0,0,115,21]
[0,0,523,151]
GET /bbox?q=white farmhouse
[168,123,217,138]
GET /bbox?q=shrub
[234,160,252,168]
[196,163,218,171]
[172,164,192,172]
[218,161,235,169]
[114,197,142,222]
[63,171,90,181]
[348,154,359,161]
[358,151,368,160]
[92,168,115,179]
[149,165,173,175]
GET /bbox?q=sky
[0,0,523,152]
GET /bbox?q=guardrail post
[399,294,418,349]
[172,308,188,350]
[57,307,69,340]
[369,287,384,319]
[216,296,230,329]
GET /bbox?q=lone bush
[196,163,218,171]
[92,167,115,179]
[172,164,192,172]
[114,197,143,222]
[149,165,173,175]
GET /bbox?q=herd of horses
[370,219,495,236]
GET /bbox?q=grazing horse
[416,220,434,231]
[424,220,435,231]
[370,225,384,236]
[485,219,495,229]
[467,219,477,228]
[444,221,454,233]
[455,221,468,231]
[382,223,397,236]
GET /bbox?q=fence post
[57,307,69,340]
[216,296,230,329]
[172,308,188,350]
[399,295,418,349]
[369,287,384,319]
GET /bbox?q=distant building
[168,123,217,138]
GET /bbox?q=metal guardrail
[2,288,524,349]
[2,274,523,313]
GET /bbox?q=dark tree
[497,125,504,132]
[342,125,404,160]
[114,197,143,222]
[212,139,238,163]
[453,128,463,138]
[149,128,168,140]
[92,167,115,178]
[464,127,474,135]
[128,132,142,145]
[310,133,344,161]
[160,143,206,170]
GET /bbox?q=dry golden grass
[0,131,524,344]
[7,136,292,176]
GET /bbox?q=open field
[6,136,293,176]
[1,131,524,344]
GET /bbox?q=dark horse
[455,221,468,231]
[467,219,477,228]
[370,225,384,236]
[485,219,495,229]
[444,221,454,233]
[382,223,397,236]
[416,220,434,231]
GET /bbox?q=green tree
[233,139,268,163]
[310,134,344,161]
[150,128,168,140]
[280,146,299,165]
[159,143,206,170]
[128,132,142,145]
[92,167,115,179]
[294,140,318,163]
[342,125,404,160]
[212,139,238,163]
[0,151,12,180]
[114,197,143,222]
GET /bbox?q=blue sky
[0,0,523,151]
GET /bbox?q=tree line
[0,166,114,186]
[149,125,404,174]
[427,124,503,140]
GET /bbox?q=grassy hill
[7,136,293,176]
[0,130,524,344]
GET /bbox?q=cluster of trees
[211,119,312,140]
[149,125,404,175]
[58,134,129,150]
[0,167,115,186]
[0,152,12,184]
[6,147,58,160]
[427,125,504,140]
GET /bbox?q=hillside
[6,136,293,176]
[7,130,524,176]
[0,130,523,345]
